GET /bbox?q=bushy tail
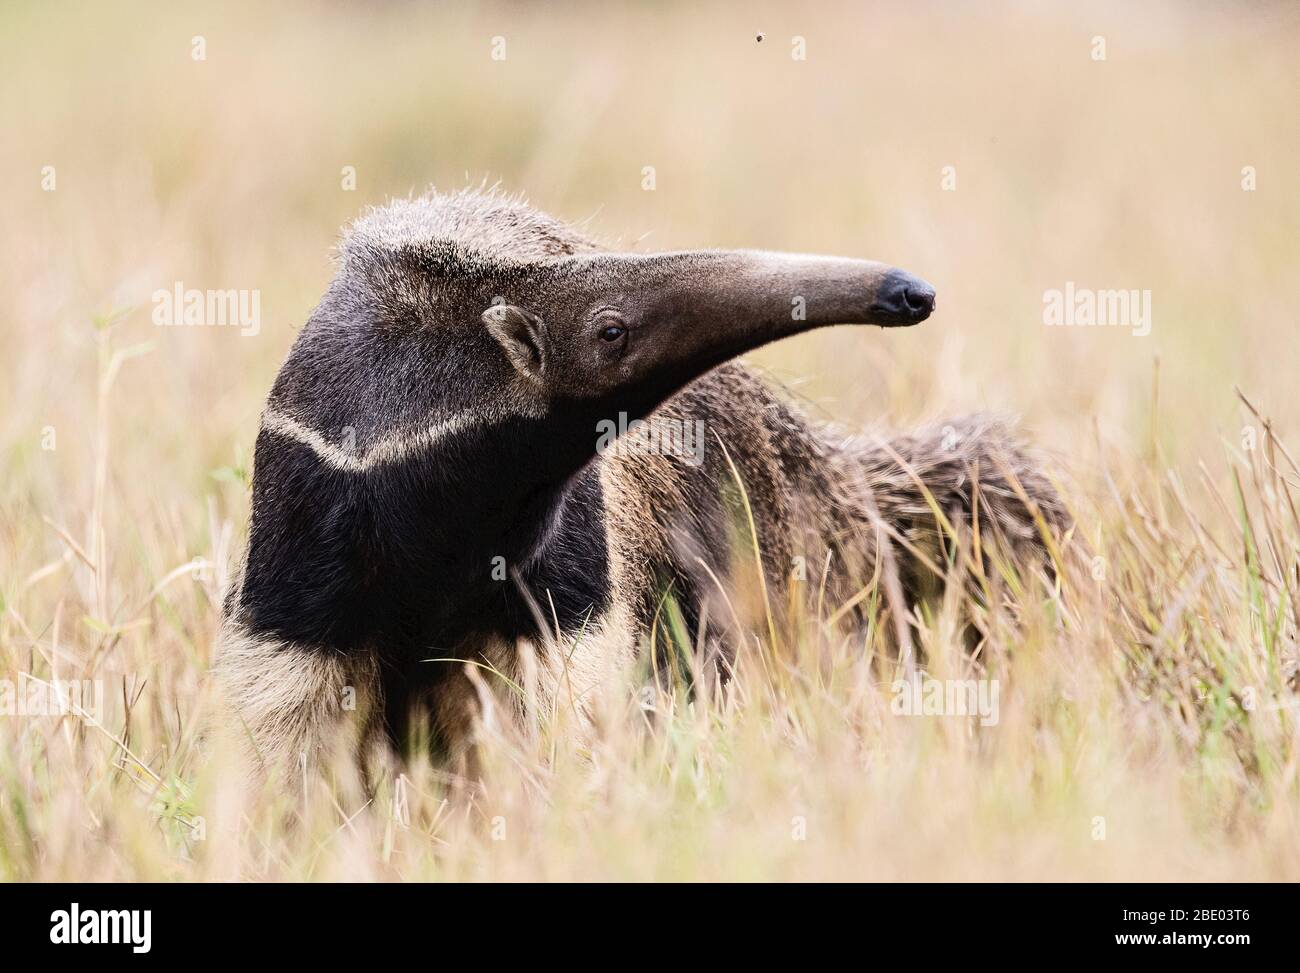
[845,414,1069,600]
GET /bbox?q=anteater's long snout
[567,249,936,334]
[556,247,938,404]
[670,250,938,338]
[870,269,936,325]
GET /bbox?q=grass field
[2,0,1299,880]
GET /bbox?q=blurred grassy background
[1,0,1298,880]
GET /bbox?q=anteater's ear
[482,304,548,382]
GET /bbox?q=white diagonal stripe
[260,408,479,472]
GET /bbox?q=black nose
[871,270,937,325]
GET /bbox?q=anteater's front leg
[214,625,383,782]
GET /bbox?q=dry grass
[2,0,1299,881]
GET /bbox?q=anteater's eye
[600,324,626,342]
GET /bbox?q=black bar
[0,883,1280,958]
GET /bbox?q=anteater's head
[287,189,932,438]
[477,234,934,417]
[243,189,935,649]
